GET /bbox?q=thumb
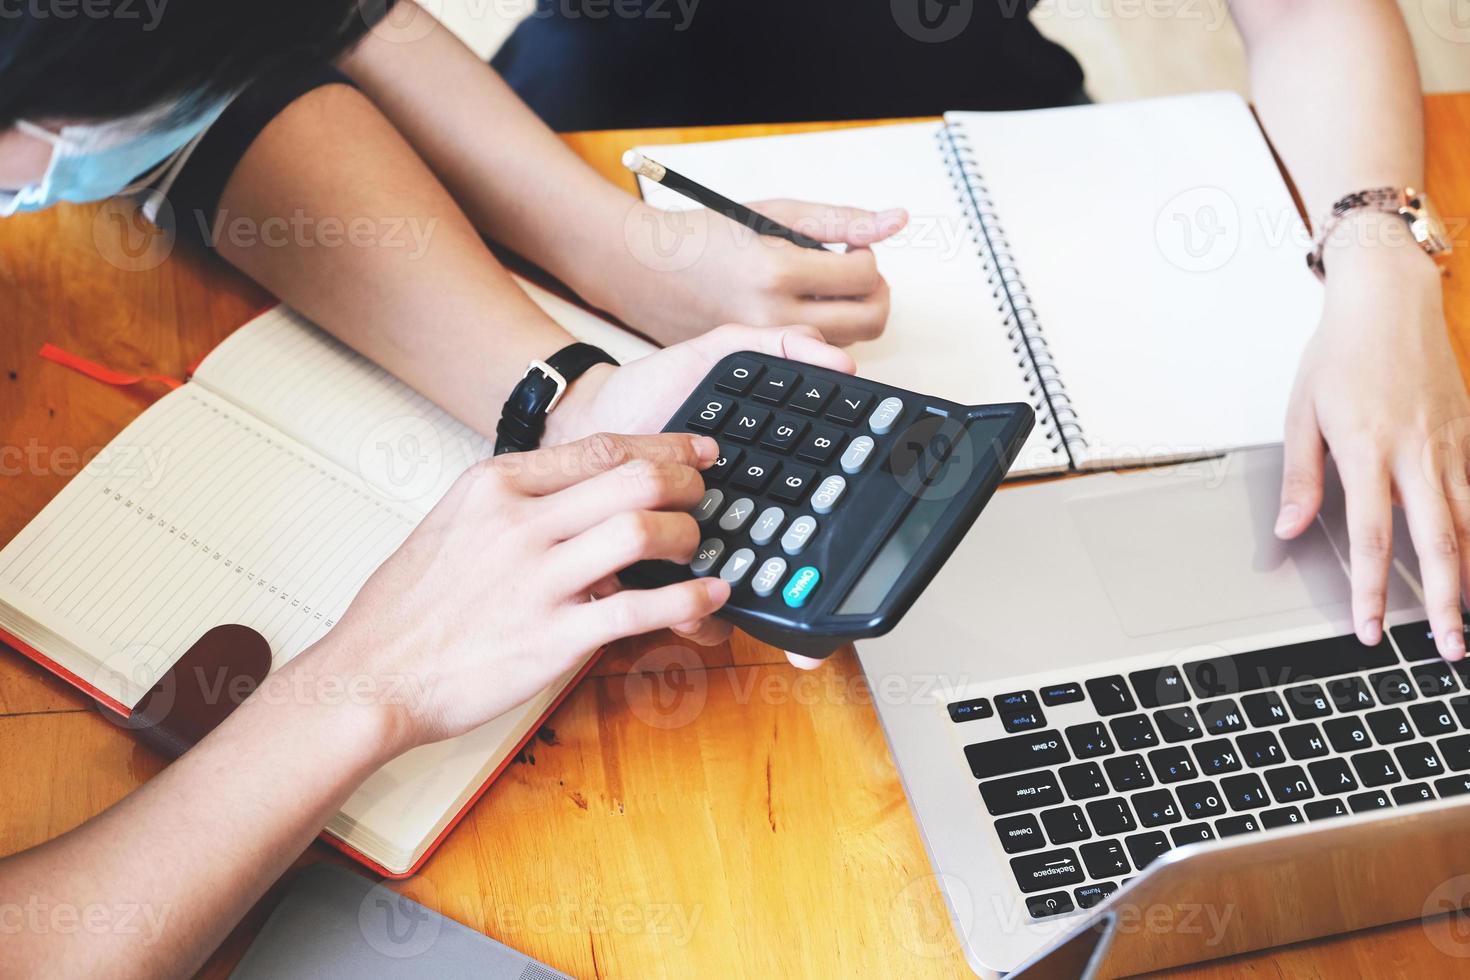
[1276,397,1326,540]
[749,200,908,248]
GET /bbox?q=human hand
[1275,225,1469,660]
[308,433,733,754]
[544,323,856,449]
[612,199,908,346]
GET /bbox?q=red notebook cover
[0,622,603,879]
[14,317,609,878]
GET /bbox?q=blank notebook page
[636,123,1066,474]
[947,93,1322,466]
[0,385,419,706]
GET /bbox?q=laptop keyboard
[950,620,1470,921]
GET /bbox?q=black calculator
[626,352,1034,658]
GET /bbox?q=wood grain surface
[1,96,1467,978]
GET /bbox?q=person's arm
[212,83,856,457]
[1231,0,1470,659]
[332,2,907,346]
[0,433,734,978]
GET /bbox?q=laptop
[229,864,570,980]
[857,447,1470,976]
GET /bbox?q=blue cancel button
[782,566,821,608]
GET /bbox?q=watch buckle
[525,359,570,413]
[1400,188,1453,257]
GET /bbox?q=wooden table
[2,96,1468,979]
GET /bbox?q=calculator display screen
[835,417,1013,617]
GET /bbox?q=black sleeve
[167,63,357,252]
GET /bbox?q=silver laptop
[858,447,1470,977]
[230,864,570,980]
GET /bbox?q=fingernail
[1274,504,1300,537]
[705,578,731,603]
[1443,627,1466,660]
[692,436,719,465]
[1360,618,1383,646]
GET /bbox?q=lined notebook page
[0,385,420,705]
[634,123,1065,475]
[946,94,1321,467]
[191,308,493,519]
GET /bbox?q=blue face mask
[1,98,230,217]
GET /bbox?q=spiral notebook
[635,92,1324,476]
[0,277,656,878]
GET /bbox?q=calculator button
[713,358,761,395]
[718,497,756,533]
[868,396,904,435]
[750,507,786,546]
[719,548,757,585]
[690,539,726,576]
[693,489,724,524]
[826,387,874,425]
[707,447,740,483]
[782,566,821,608]
[790,379,836,415]
[730,455,778,493]
[725,406,771,443]
[753,368,800,405]
[780,515,819,555]
[685,397,733,432]
[796,426,843,464]
[840,435,876,475]
[752,557,788,596]
[769,465,816,504]
[760,415,807,454]
[810,475,847,514]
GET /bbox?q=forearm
[1233,0,1424,223]
[214,82,576,439]
[0,644,392,978]
[336,4,646,319]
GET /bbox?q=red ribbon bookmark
[39,343,184,391]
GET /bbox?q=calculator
[625,352,1034,658]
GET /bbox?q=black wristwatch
[494,343,617,455]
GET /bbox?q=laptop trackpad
[1068,475,1350,639]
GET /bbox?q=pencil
[622,150,832,252]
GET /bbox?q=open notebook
[0,276,656,877]
[636,92,1324,476]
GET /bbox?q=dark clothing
[166,63,356,251]
[492,0,1085,131]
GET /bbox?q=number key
[685,396,732,432]
[730,455,778,493]
[714,358,761,394]
[706,447,740,483]
[753,368,800,405]
[796,425,843,464]
[826,387,874,425]
[791,379,835,415]
[760,415,807,454]
[725,406,771,443]
[769,465,817,504]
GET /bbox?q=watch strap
[494,343,616,456]
[1307,186,1447,281]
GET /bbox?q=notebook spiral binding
[936,125,1087,467]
